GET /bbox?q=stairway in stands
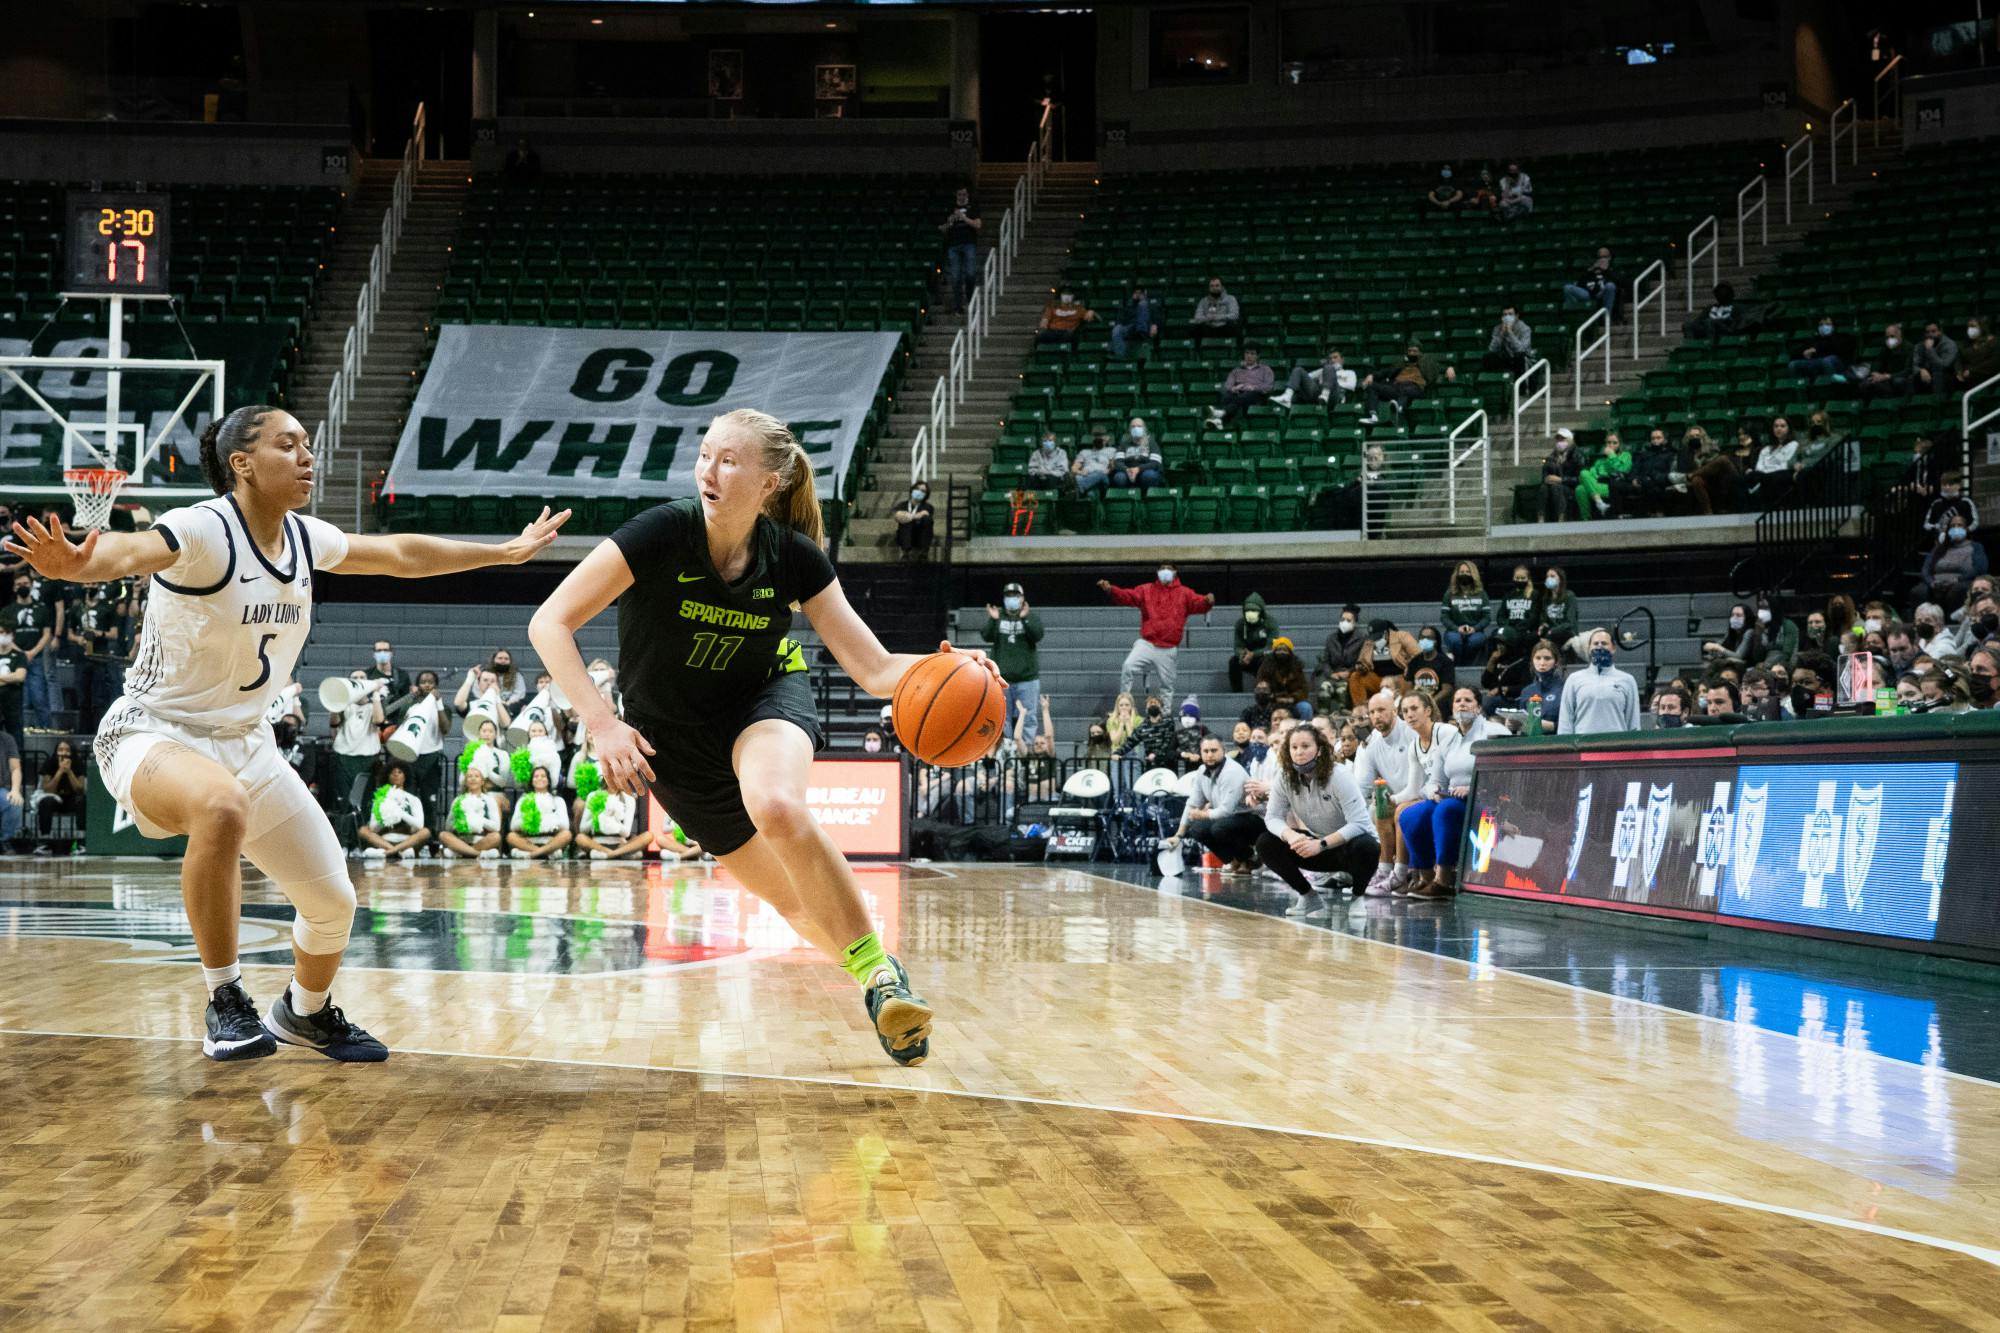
[843,162,1098,559]
[294,159,469,531]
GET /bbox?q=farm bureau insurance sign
[384,326,900,500]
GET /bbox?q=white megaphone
[263,680,303,726]
[465,692,501,731]
[318,675,362,714]
[508,688,559,748]
[388,695,438,761]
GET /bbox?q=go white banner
[383,326,900,500]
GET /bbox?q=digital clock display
[66,191,172,295]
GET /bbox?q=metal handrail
[1630,259,1666,359]
[1963,372,2000,476]
[947,327,967,419]
[1572,307,1611,412]
[1829,98,1857,184]
[910,423,930,485]
[1446,409,1490,528]
[1511,359,1550,464]
[929,376,948,456]
[1783,133,1814,225]
[1873,54,1903,147]
[1735,175,1768,267]
[1685,215,1718,313]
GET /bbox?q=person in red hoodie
[1098,562,1215,703]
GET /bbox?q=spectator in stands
[1226,719,1254,762]
[1915,321,1960,395]
[1574,431,1628,519]
[1102,561,1213,707]
[1957,314,1998,390]
[1684,428,1752,515]
[1562,247,1621,319]
[1497,161,1533,220]
[26,737,84,855]
[1083,721,1115,762]
[1409,626,1455,691]
[1897,435,1942,502]
[1786,314,1857,381]
[1317,603,1366,702]
[1537,428,1582,523]
[1559,629,1641,735]
[1744,418,1800,507]
[1108,283,1159,359]
[1799,410,1857,477]
[1439,562,1491,667]
[983,582,1044,743]
[941,187,982,315]
[1466,166,1500,216]
[1703,604,1765,666]
[1920,665,1975,714]
[1255,636,1309,707]
[1684,282,1739,342]
[1426,167,1463,212]
[1858,323,1917,400]
[1166,734,1263,874]
[1397,697,1472,898]
[358,762,430,861]
[1702,680,1742,719]
[892,480,934,562]
[1259,721,1379,915]
[1968,647,1999,709]
[1741,668,1786,721]
[1207,347,1275,426]
[8,576,53,733]
[1111,418,1165,492]
[1482,305,1536,378]
[1360,340,1453,426]
[1650,684,1692,727]
[1070,429,1118,498]
[328,670,386,815]
[365,638,413,711]
[1883,622,1920,676]
[1920,519,1989,614]
[1188,277,1242,347]
[1230,593,1277,692]
[1026,429,1070,485]
[1275,347,1356,409]
[1537,567,1581,656]
[488,648,527,710]
[1353,618,1418,706]
[438,767,505,861]
[74,584,123,733]
[1240,686,1273,731]
[1488,565,1539,667]
[1036,286,1097,346]
[1117,694,1177,769]
[508,765,573,860]
[1104,692,1141,751]
[503,138,542,186]
[1609,426,1674,518]
[1451,685,1499,743]
[453,666,513,733]
[1925,471,1979,540]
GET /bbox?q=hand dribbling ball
[891,653,1005,767]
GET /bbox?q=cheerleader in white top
[4,406,565,1063]
[357,760,430,860]
[507,764,573,860]
[439,766,507,861]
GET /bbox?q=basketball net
[63,468,129,531]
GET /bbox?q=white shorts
[95,697,318,842]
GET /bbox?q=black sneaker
[863,955,933,1067]
[263,990,390,1063]
[204,981,278,1062]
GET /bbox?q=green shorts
[630,671,825,856]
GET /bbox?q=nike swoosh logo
[238,574,259,584]
[677,572,704,583]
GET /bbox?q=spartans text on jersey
[679,597,771,630]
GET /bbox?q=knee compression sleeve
[242,806,359,956]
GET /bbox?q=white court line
[1067,867,2000,1091]
[3,1023,1996,1272]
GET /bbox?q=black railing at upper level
[1736,454,1860,597]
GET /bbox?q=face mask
[1729,615,1745,630]
[1245,610,1260,623]
[374,651,391,666]
[1254,688,1271,702]
[1157,569,1174,584]
[1757,608,1772,624]
[1419,638,1436,653]
[1179,716,1198,730]
[588,666,615,687]
[1440,168,1452,180]
[1658,713,1686,728]
[863,738,882,753]
[1130,425,1144,440]
[1338,619,1354,633]
[1590,647,1614,671]
[1942,488,1961,499]
[910,488,926,503]
[1147,706,1162,719]
[1886,336,1901,349]
[1003,596,1023,613]
[1816,322,1833,337]
[1970,326,1983,340]
[1246,742,1267,762]
[1090,731,1108,745]
[1454,709,1477,728]
[1545,576,1560,591]
[1950,527,1969,542]
[1972,675,1997,704]
[1977,615,2000,637]
[1406,351,1419,361]
[1865,617,1884,633]
[1040,440,1056,452]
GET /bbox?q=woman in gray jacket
[1257,720,1382,917]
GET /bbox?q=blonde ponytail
[712,407,825,545]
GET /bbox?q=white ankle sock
[288,980,330,1016]
[202,961,241,996]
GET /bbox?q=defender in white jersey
[5,406,566,1062]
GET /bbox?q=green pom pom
[585,789,609,832]
[458,740,484,774]
[451,794,473,837]
[520,794,544,837]
[511,747,534,786]
[370,784,392,825]
[574,761,602,803]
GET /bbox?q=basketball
[892,652,1005,767]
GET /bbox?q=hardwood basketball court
[2,857,1996,1329]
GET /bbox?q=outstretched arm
[3,516,176,585]
[804,578,1002,698]
[332,506,569,577]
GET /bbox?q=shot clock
[65,191,172,296]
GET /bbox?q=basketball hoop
[63,468,129,531]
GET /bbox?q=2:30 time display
[98,207,157,238]
[65,191,172,295]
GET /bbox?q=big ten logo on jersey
[751,587,774,599]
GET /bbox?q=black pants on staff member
[1187,812,1266,864]
[1256,830,1381,896]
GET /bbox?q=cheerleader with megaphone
[458,715,509,791]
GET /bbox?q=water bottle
[1527,693,1543,730]
[1372,777,1389,819]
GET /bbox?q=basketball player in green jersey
[529,408,1000,1066]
